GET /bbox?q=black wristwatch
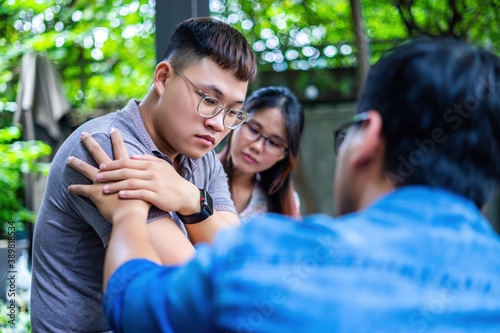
[176,189,214,224]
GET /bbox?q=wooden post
[349,0,370,91]
[155,0,210,63]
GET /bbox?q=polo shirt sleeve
[103,242,216,333]
[205,151,237,214]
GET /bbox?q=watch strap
[177,189,214,224]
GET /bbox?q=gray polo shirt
[31,99,236,332]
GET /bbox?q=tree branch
[394,0,430,36]
[447,0,463,38]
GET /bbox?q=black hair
[162,17,256,82]
[222,86,305,215]
[357,37,500,207]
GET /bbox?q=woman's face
[229,107,288,176]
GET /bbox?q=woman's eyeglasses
[241,122,288,155]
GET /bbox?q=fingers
[110,128,129,160]
[68,184,92,197]
[131,154,163,162]
[117,189,157,203]
[67,156,99,182]
[80,132,112,165]
[102,179,155,194]
[97,168,152,183]
[99,158,152,172]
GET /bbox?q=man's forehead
[185,57,247,78]
[185,60,248,103]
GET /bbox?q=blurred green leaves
[211,0,500,70]
[0,0,156,122]
[0,125,51,236]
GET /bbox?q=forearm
[147,217,196,266]
[104,210,161,290]
[184,210,240,244]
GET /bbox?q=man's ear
[153,61,174,97]
[349,110,384,168]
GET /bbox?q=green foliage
[211,0,372,72]
[0,299,30,332]
[0,125,51,238]
[212,0,500,70]
[0,0,156,120]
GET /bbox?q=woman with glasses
[218,86,305,222]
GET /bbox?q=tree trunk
[349,0,370,91]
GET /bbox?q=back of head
[163,17,256,82]
[358,38,500,207]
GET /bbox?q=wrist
[177,185,201,216]
[176,189,214,224]
[111,207,148,225]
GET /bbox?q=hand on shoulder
[67,129,150,223]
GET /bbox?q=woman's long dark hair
[221,86,304,216]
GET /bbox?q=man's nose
[205,111,225,131]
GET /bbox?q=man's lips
[196,135,215,146]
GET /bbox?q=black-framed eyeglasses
[333,112,369,154]
[172,66,250,130]
[241,122,288,155]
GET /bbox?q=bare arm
[184,210,239,244]
[103,209,157,290]
[147,217,196,264]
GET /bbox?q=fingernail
[100,163,106,170]
[119,190,125,197]
[103,185,109,193]
[80,132,88,139]
[97,173,102,181]
[67,156,74,163]
[110,128,117,134]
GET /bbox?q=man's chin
[181,148,211,160]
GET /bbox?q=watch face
[178,189,214,224]
[201,189,214,215]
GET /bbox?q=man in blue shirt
[69,38,500,332]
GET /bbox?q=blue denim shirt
[103,186,500,332]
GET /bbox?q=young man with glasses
[31,17,256,332]
[70,38,500,331]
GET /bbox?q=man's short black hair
[358,37,500,207]
[162,17,256,82]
